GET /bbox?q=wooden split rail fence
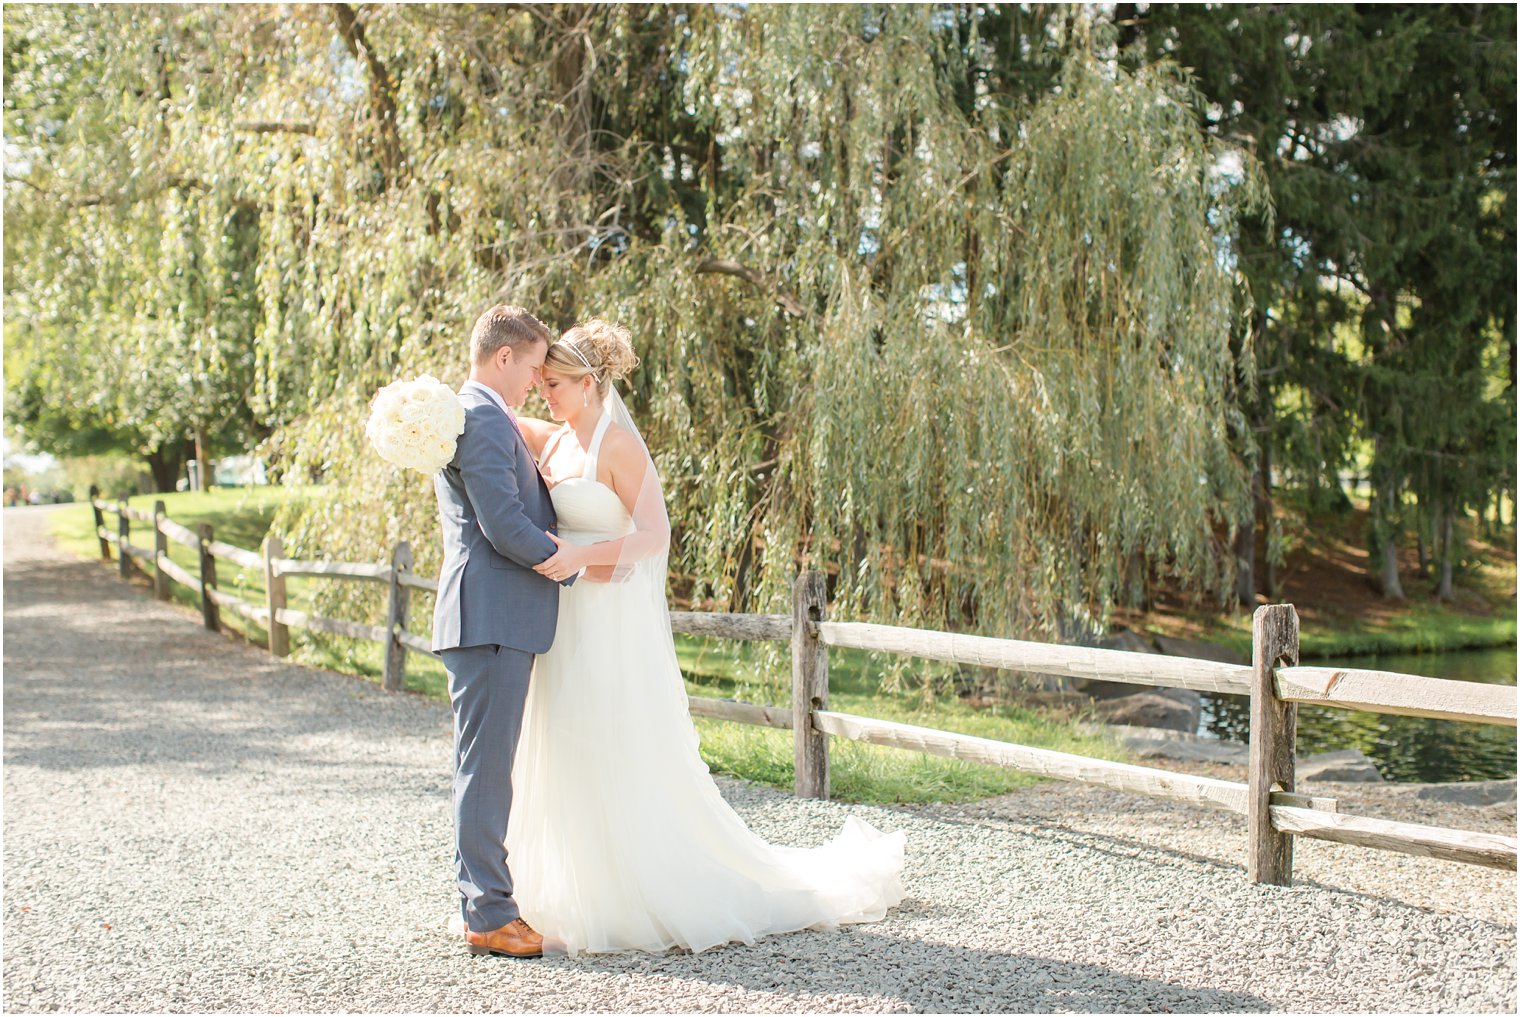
[91,488,1518,885]
[91,487,422,692]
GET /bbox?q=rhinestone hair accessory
[554,338,598,376]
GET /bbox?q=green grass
[54,489,453,697]
[51,487,296,565]
[1133,588,1517,663]
[53,486,318,644]
[673,637,1126,803]
[51,487,1128,805]
[1295,607,1517,659]
[278,630,1129,804]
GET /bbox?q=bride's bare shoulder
[601,425,652,476]
[601,424,644,459]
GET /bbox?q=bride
[503,318,906,957]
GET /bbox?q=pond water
[1200,646,1517,783]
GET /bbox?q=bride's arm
[514,415,558,461]
[532,429,669,578]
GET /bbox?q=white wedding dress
[501,412,906,957]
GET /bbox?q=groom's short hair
[470,305,553,365]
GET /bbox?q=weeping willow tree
[4,4,266,488]
[5,5,1265,675]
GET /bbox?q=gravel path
[3,505,1515,1013]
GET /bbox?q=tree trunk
[193,430,208,491]
[1234,363,1269,608]
[1437,508,1455,601]
[144,440,187,494]
[1378,487,1406,601]
[332,3,404,184]
[1126,548,1150,611]
[1429,506,1441,577]
[1113,2,1142,51]
[1380,536,1405,600]
[1234,463,1257,607]
[1261,439,1277,598]
[1416,509,1430,575]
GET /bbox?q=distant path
[3,506,1514,1013]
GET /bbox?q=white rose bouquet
[365,375,466,474]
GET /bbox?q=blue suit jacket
[431,388,569,655]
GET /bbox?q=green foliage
[7,6,1369,671]
[1132,5,1517,596]
[57,453,153,502]
[4,5,266,484]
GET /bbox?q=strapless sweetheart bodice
[550,477,633,542]
[543,413,633,542]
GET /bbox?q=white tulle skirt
[498,561,906,957]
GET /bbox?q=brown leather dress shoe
[465,918,544,958]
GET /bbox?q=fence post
[1248,603,1300,885]
[152,500,170,600]
[117,501,131,579]
[383,541,412,693]
[198,522,219,632]
[263,534,290,657]
[90,485,110,559]
[792,570,830,800]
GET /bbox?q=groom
[432,304,575,959]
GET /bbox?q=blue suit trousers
[443,642,534,933]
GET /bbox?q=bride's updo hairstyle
[545,318,640,398]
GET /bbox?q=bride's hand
[534,532,588,583]
[581,564,633,583]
